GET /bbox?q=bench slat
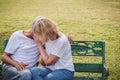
[74,63,103,73]
[73,77,102,80]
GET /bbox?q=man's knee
[2,65,20,80]
[20,69,31,76]
[19,69,31,80]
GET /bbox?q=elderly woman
[30,16,74,80]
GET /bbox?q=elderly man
[2,29,40,80]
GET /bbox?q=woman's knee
[30,67,40,74]
[44,73,55,80]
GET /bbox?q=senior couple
[2,16,74,80]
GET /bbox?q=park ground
[0,0,120,80]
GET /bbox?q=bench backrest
[3,39,8,50]
[71,40,106,73]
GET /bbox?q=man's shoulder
[12,30,23,36]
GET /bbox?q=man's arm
[2,53,27,70]
[2,53,17,66]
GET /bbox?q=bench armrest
[103,64,109,80]
[104,67,109,76]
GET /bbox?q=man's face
[29,28,34,38]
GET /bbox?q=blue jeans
[2,64,31,80]
[30,66,74,80]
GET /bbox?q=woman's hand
[33,34,43,46]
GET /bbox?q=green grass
[0,0,120,80]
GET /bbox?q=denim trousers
[2,64,31,80]
[30,66,74,80]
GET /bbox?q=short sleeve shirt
[5,30,40,69]
[45,34,74,71]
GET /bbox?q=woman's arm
[37,41,59,66]
[33,36,59,66]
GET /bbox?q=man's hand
[67,35,72,44]
[14,62,28,71]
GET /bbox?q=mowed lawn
[0,0,120,80]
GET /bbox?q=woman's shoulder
[56,33,69,45]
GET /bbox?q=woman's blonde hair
[31,16,59,42]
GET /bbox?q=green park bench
[71,40,109,80]
[0,39,109,80]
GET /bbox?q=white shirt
[5,30,40,69]
[45,34,74,71]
